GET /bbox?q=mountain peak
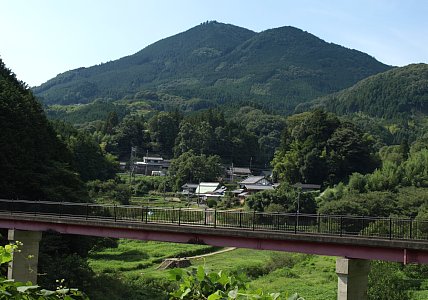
[34,23,391,113]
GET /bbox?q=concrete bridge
[1,199,428,299]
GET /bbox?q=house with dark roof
[233,176,275,202]
[226,166,252,181]
[181,183,199,195]
[238,176,271,188]
[293,182,321,192]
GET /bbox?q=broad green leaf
[207,290,223,300]
[180,287,191,299]
[168,268,184,281]
[16,285,39,292]
[197,265,206,281]
[207,272,220,283]
[288,293,305,300]
[228,287,238,299]
[217,272,230,286]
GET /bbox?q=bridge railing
[0,199,427,241]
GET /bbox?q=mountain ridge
[297,63,428,118]
[34,21,392,113]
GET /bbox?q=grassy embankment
[88,239,337,300]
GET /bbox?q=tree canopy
[272,110,378,186]
[0,59,87,202]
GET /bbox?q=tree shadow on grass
[90,249,149,261]
[89,273,172,300]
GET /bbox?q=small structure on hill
[293,182,321,192]
[157,258,191,270]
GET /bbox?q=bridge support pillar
[7,229,42,284]
[336,257,370,300]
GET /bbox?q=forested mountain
[34,21,390,114]
[298,64,428,119]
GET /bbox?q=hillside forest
[1,21,428,300]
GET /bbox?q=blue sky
[1,0,427,86]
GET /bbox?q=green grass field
[88,239,337,299]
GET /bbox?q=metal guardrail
[0,199,427,241]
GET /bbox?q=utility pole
[296,184,302,231]
[145,149,149,176]
[129,147,137,184]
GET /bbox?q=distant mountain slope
[298,64,428,118]
[34,21,391,113]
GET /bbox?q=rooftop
[239,176,267,185]
[244,184,274,191]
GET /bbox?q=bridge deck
[1,206,428,264]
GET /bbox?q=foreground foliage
[0,243,88,300]
[169,266,304,300]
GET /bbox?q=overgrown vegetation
[0,243,88,299]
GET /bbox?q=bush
[207,198,218,208]
[87,178,131,204]
[369,261,413,300]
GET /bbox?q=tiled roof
[239,176,266,184]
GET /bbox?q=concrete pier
[8,229,42,283]
[336,258,370,300]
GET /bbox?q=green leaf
[207,272,220,283]
[168,268,184,281]
[270,292,281,300]
[40,289,57,296]
[207,290,223,300]
[16,285,39,293]
[288,293,304,300]
[0,252,12,264]
[217,271,230,287]
[228,288,238,299]
[197,265,206,281]
[180,287,191,299]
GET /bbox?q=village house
[238,176,271,188]
[134,156,170,175]
[181,183,199,195]
[233,175,275,202]
[226,166,252,181]
[195,182,226,201]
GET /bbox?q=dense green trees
[169,150,223,191]
[314,64,428,119]
[172,109,259,165]
[317,138,428,218]
[272,110,378,186]
[246,183,317,214]
[0,59,87,202]
[52,121,118,182]
[35,22,389,117]
[235,107,286,164]
[108,114,150,159]
[148,111,182,157]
